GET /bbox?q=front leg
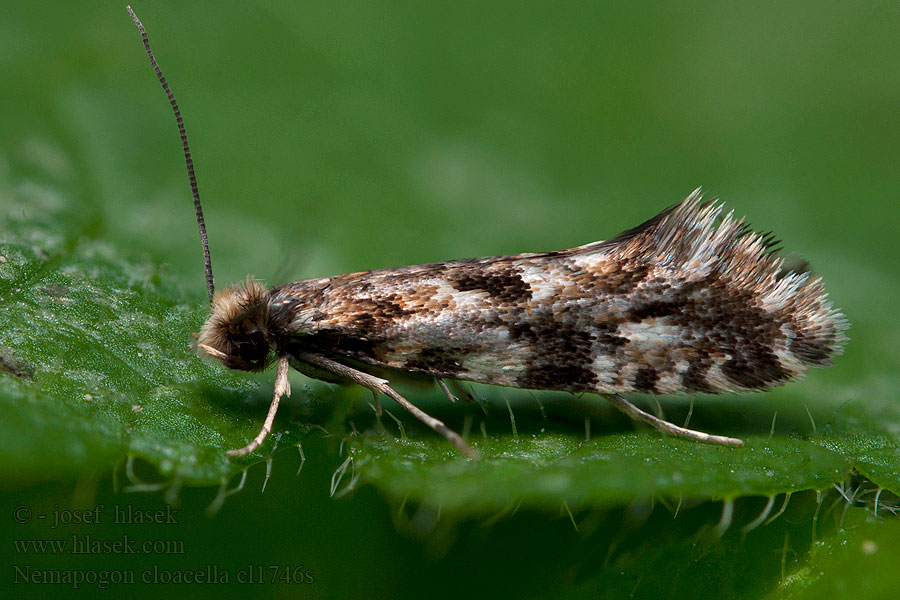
[227,356,292,457]
[295,351,478,459]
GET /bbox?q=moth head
[197,279,274,372]
[128,11,275,372]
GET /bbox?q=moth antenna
[127,5,215,304]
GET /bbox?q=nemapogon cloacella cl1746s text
[127,7,848,459]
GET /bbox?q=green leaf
[2,151,897,508]
[0,157,317,486]
[349,426,891,516]
[815,395,900,493]
[3,143,898,517]
[3,3,900,597]
[341,365,899,514]
[769,508,900,599]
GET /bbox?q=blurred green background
[2,1,899,598]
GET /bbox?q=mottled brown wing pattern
[268,193,847,396]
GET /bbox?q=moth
[128,7,848,459]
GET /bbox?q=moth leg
[371,390,383,417]
[447,379,477,404]
[227,356,291,457]
[436,378,457,403]
[296,351,478,459]
[603,393,744,448]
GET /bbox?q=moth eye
[236,329,269,369]
[247,330,268,353]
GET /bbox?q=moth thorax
[197,279,274,372]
